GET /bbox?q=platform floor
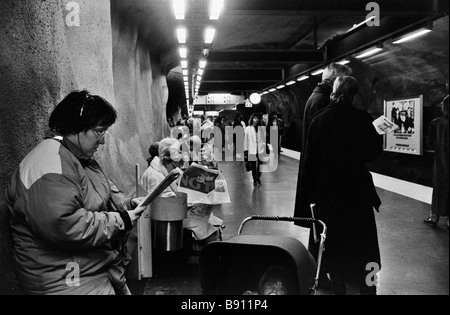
[129,151,449,296]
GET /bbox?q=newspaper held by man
[372,115,399,135]
[178,162,231,205]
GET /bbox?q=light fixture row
[258,22,433,97]
[174,0,223,21]
[173,0,224,105]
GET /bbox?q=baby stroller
[199,216,327,295]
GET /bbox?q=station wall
[0,0,172,294]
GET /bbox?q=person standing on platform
[424,95,449,231]
[293,63,352,280]
[297,76,383,295]
[295,62,352,213]
[268,112,285,156]
[244,112,266,186]
[301,63,352,151]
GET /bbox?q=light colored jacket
[244,125,266,155]
[6,137,134,295]
[140,157,179,194]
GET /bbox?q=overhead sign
[194,94,245,105]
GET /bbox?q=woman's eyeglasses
[92,128,108,140]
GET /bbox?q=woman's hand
[131,197,145,208]
[128,197,147,226]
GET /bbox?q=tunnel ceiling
[118,0,449,98]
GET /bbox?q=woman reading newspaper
[141,137,225,254]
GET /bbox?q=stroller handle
[237,215,327,295]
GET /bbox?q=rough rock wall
[0,0,170,294]
[108,6,170,193]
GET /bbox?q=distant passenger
[146,142,160,167]
[244,112,266,186]
[296,76,383,295]
[424,95,449,230]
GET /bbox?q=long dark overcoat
[297,100,383,275]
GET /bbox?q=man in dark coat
[293,63,352,285]
[424,95,449,230]
[297,76,383,294]
[295,63,352,222]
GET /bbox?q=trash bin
[151,192,188,251]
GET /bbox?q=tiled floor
[129,153,449,296]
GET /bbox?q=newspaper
[178,163,231,205]
[372,115,399,135]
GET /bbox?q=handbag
[244,150,251,172]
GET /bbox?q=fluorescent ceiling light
[205,28,216,44]
[181,60,188,68]
[277,85,286,90]
[198,69,204,76]
[393,28,432,44]
[297,75,309,81]
[338,60,350,65]
[311,69,324,76]
[356,47,383,59]
[199,60,207,68]
[177,28,187,44]
[179,47,187,58]
[262,91,270,95]
[286,80,296,86]
[173,0,185,20]
[269,88,277,92]
[347,16,376,33]
[210,0,224,20]
[182,69,188,76]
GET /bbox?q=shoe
[423,218,437,227]
[257,179,261,185]
[253,181,258,186]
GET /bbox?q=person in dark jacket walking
[424,95,449,230]
[297,76,383,295]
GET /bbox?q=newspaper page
[373,115,399,135]
[178,163,231,205]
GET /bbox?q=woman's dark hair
[248,112,263,127]
[146,142,160,166]
[49,90,117,135]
